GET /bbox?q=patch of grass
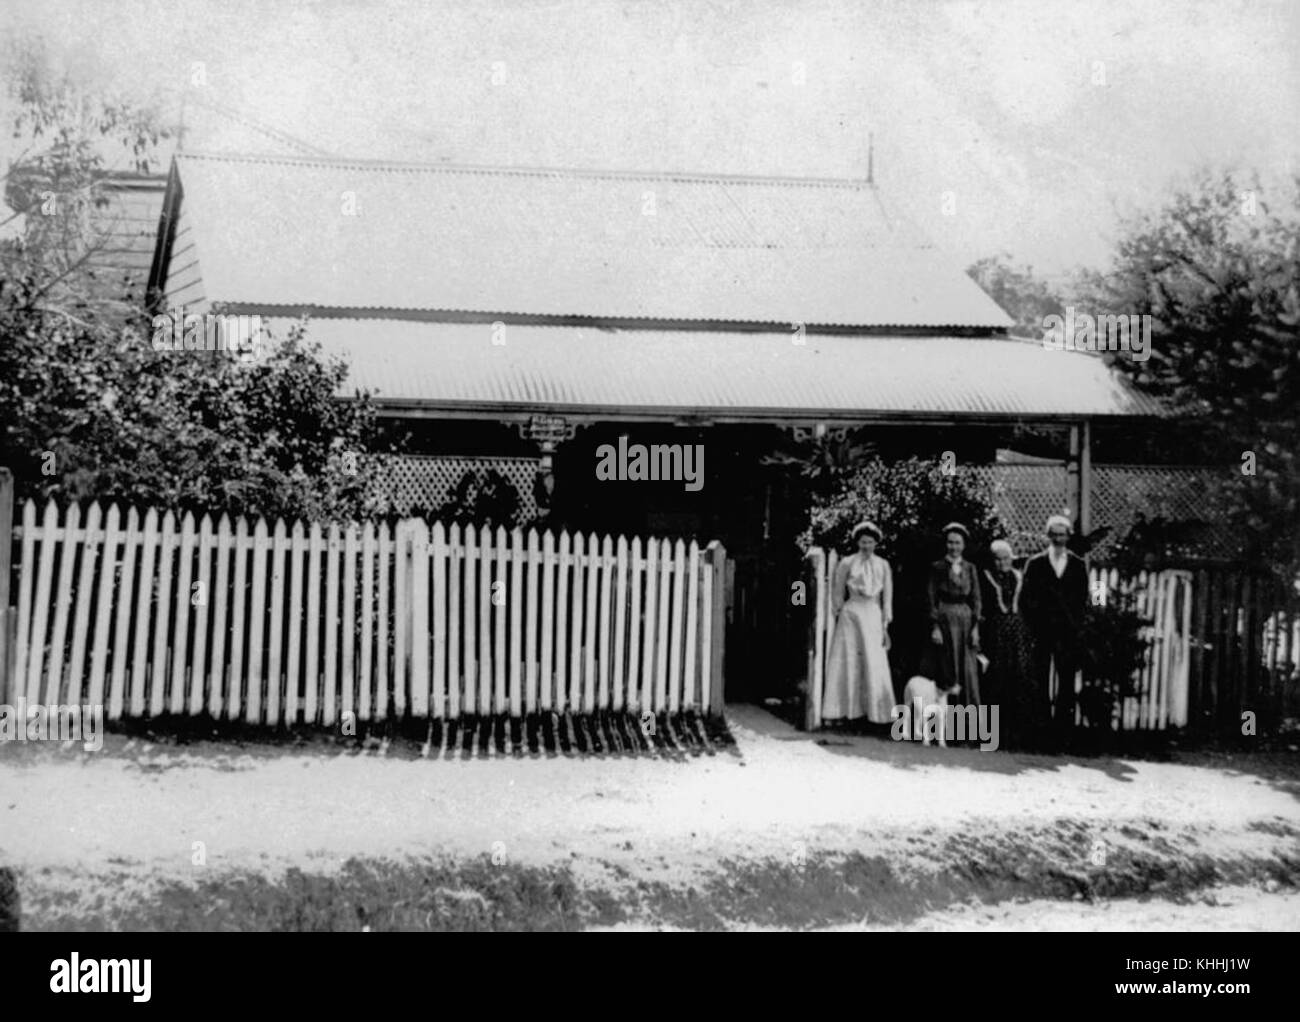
[15,819,1300,931]
[23,856,624,932]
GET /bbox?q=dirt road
[2,706,1297,929]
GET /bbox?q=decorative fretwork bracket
[516,414,581,446]
[515,415,586,510]
[788,424,849,443]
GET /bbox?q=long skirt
[823,595,894,723]
[932,602,981,705]
[984,612,1037,745]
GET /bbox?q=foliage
[0,280,397,522]
[2,32,171,320]
[802,456,1005,559]
[1079,589,1153,698]
[761,429,876,503]
[966,252,1066,338]
[430,469,524,530]
[0,38,404,525]
[1105,513,1230,573]
[1075,169,1300,575]
[803,457,1006,675]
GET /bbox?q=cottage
[144,151,1161,702]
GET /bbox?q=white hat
[851,521,883,542]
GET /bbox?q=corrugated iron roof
[281,319,1161,419]
[173,152,1013,329]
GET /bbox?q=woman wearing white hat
[823,521,895,725]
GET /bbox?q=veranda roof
[286,319,1162,421]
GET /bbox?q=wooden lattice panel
[973,465,1072,557]
[1090,465,1237,561]
[969,464,1233,561]
[377,455,540,521]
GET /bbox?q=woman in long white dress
[822,521,895,723]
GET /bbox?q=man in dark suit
[1020,514,1090,745]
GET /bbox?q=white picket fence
[1088,567,1193,730]
[4,499,727,725]
[802,547,1192,731]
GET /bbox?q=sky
[2,0,1297,278]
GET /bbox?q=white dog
[902,675,961,747]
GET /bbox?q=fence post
[804,547,825,732]
[803,550,817,732]
[708,542,726,717]
[0,469,12,703]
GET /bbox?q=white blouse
[846,553,887,598]
[837,553,893,626]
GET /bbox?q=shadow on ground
[739,700,1300,796]
[0,710,741,769]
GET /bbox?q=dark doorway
[548,423,807,706]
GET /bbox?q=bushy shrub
[1079,589,1153,698]
[0,288,397,523]
[802,456,1005,561]
[803,456,1007,678]
[432,469,524,530]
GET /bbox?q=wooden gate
[801,548,1200,733]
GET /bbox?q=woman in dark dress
[982,539,1037,749]
[926,523,983,706]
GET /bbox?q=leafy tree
[0,287,397,521]
[1076,170,1300,575]
[802,456,1005,557]
[1,32,170,321]
[0,31,402,523]
[966,253,1066,339]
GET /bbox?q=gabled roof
[155,151,1014,330]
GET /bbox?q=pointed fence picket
[358,522,375,722]
[188,514,214,717]
[476,525,493,716]
[170,512,196,715]
[582,533,599,715]
[5,499,729,729]
[265,520,289,728]
[87,504,122,713]
[66,502,102,706]
[446,523,462,719]
[323,523,340,727]
[108,507,140,720]
[208,515,232,719]
[44,502,80,706]
[626,537,643,713]
[246,517,269,726]
[374,521,390,721]
[128,508,159,717]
